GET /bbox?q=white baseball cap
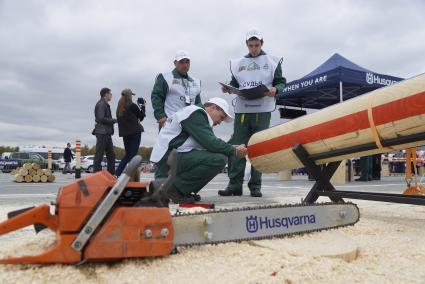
[246,29,263,41]
[207,97,233,123]
[174,50,191,61]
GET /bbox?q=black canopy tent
[276,53,404,112]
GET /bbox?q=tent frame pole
[339,81,343,102]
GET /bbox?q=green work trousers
[359,156,373,180]
[155,149,227,196]
[154,151,169,179]
[227,112,271,192]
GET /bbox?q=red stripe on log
[248,91,425,158]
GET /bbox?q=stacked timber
[12,163,56,183]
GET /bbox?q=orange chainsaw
[0,154,359,264]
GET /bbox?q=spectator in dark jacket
[62,142,74,174]
[93,87,117,174]
[115,88,146,176]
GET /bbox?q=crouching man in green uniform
[219,29,286,198]
[150,97,248,204]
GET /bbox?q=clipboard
[219,82,269,100]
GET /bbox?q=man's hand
[235,144,248,158]
[264,87,277,97]
[158,117,167,127]
[221,85,231,94]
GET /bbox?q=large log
[14,174,24,183]
[47,175,56,182]
[23,163,32,171]
[32,174,40,183]
[19,169,28,176]
[24,175,33,183]
[40,175,48,183]
[31,163,40,170]
[248,73,425,173]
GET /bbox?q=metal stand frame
[293,139,425,206]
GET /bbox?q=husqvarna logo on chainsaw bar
[246,215,259,233]
[245,214,317,233]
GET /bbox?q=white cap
[207,97,233,123]
[246,29,263,41]
[174,50,191,61]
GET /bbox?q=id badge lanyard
[181,78,191,105]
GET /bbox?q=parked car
[57,157,79,170]
[1,152,11,159]
[77,155,120,173]
[20,146,74,164]
[0,152,59,172]
[58,155,121,173]
[59,155,92,173]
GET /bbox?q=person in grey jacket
[93,87,117,174]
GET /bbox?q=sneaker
[218,188,242,196]
[250,189,262,197]
[167,185,195,204]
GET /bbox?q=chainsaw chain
[172,202,359,248]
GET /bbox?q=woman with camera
[115,88,146,176]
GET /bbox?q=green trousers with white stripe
[227,112,271,192]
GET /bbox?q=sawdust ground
[0,200,424,284]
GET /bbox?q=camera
[137,97,146,106]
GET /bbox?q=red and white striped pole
[75,139,81,178]
[47,150,52,170]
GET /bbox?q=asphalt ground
[0,170,411,208]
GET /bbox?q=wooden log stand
[293,134,425,206]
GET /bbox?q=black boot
[218,187,242,196]
[250,188,262,197]
[167,185,195,204]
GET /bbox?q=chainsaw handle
[123,155,143,177]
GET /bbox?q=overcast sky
[0,0,424,149]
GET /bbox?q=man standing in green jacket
[150,97,247,204]
[219,29,286,198]
[151,50,202,130]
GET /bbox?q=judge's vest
[150,105,212,162]
[230,54,282,113]
[162,72,201,117]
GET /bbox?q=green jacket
[229,50,286,92]
[151,68,203,120]
[168,109,236,157]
